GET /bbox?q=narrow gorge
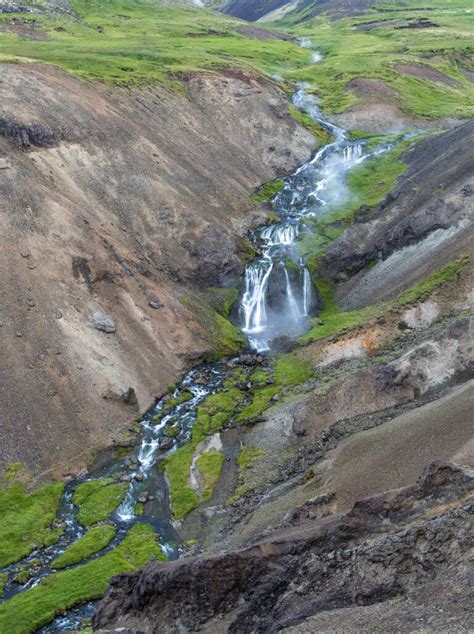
[0,0,472,632]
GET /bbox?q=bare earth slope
[0,63,315,478]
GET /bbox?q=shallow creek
[1,85,397,632]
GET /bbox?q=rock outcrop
[93,462,474,633]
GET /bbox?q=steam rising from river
[238,87,392,351]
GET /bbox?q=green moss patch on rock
[250,179,285,204]
[51,525,116,569]
[288,103,333,146]
[195,450,225,498]
[181,295,245,361]
[0,524,165,634]
[0,467,64,568]
[73,478,128,527]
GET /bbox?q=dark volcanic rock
[93,462,473,633]
[0,118,60,149]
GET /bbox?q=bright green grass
[0,474,64,568]
[195,450,224,496]
[51,525,116,569]
[300,257,469,344]
[250,179,284,204]
[73,478,128,527]
[288,103,333,146]
[0,524,165,634]
[274,3,474,119]
[163,387,245,519]
[0,572,8,596]
[0,0,309,86]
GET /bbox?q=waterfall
[238,86,399,351]
[284,267,302,321]
[303,266,312,316]
[240,259,273,335]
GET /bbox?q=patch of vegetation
[162,444,198,520]
[274,353,312,386]
[205,287,239,318]
[237,448,265,469]
[163,387,246,519]
[278,4,474,119]
[195,450,225,497]
[0,0,310,87]
[250,179,285,204]
[0,466,64,568]
[288,103,333,145]
[181,295,245,360]
[235,386,277,423]
[51,526,116,569]
[0,572,7,596]
[193,388,245,442]
[0,524,165,634]
[300,257,469,344]
[73,479,128,527]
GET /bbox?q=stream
[0,81,398,631]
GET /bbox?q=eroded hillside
[0,0,472,632]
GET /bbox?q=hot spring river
[0,85,398,632]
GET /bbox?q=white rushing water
[239,87,376,352]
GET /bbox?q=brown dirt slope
[0,63,315,479]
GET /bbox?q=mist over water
[238,87,381,352]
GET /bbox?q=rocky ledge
[94,462,473,633]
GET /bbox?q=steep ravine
[92,92,472,634]
[0,64,315,479]
[1,71,472,632]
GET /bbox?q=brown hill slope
[0,64,314,479]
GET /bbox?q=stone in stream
[89,311,116,333]
[159,438,174,451]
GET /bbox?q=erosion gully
[1,81,398,631]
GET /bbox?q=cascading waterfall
[238,86,381,352]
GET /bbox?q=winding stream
[1,81,398,631]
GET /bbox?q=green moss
[0,524,165,634]
[193,388,245,443]
[51,526,116,569]
[0,572,7,596]
[73,479,128,527]
[250,179,285,204]
[135,502,145,516]
[0,478,64,568]
[205,287,239,318]
[195,450,224,499]
[162,444,198,520]
[237,448,265,469]
[14,570,30,585]
[164,387,244,519]
[164,426,180,439]
[301,257,469,343]
[181,295,245,360]
[274,354,312,386]
[235,385,278,423]
[249,369,271,385]
[288,103,333,146]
